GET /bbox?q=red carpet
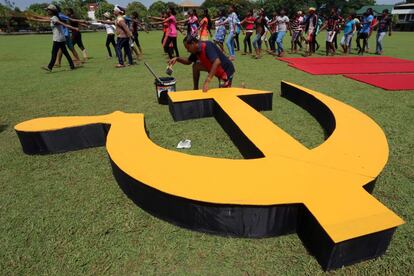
[289,62,414,75]
[278,56,414,90]
[278,56,411,65]
[344,74,414,91]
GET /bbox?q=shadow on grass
[0,124,8,133]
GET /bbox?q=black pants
[164,36,179,59]
[48,41,74,70]
[269,32,277,51]
[234,33,240,51]
[106,34,116,57]
[72,32,85,50]
[309,33,316,53]
[357,32,368,54]
[243,32,253,53]
[133,32,141,49]
[116,37,133,65]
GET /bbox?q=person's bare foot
[229,56,235,61]
[115,64,125,68]
[41,66,52,72]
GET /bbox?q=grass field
[0,31,413,275]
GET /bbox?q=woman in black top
[252,9,266,59]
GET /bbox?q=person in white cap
[96,12,117,58]
[27,4,78,71]
[304,7,318,56]
[113,5,133,67]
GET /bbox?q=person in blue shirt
[356,8,373,55]
[340,14,356,54]
[372,9,392,55]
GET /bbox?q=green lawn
[0,31,413,274]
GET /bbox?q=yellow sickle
[15,81,404,270]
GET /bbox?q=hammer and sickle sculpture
[15,81,403,270]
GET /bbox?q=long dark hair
[203,9,212,32]
[168,7,176,16]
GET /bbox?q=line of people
[151,6,393,61]
[27,4,147,71]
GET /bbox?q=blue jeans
[226,31,235,57]
[252,33,262,49]
[276,31,286,54]
[376,32,386,53]
[116,37,133,65]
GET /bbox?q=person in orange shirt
[199,9,212,41]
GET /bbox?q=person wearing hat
[168,36,235,92]
[96,12,117,58]
[372,9,392,55]
[113,5,133,67]
[27,4,78,71]
[304,7,318,56]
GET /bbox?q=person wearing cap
[168,36,235,92]
[114,5,133,67]
[27,4,78,71]
[304,7,318,56]
[372,9,392,55]
[95,12,117,58]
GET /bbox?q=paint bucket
[155,77,176,105]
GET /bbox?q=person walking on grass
[66,8,88,62]
[372,9,392,55]
[28,5,76,71]
[199,9,212,41]
[27,6,81,66]
[267,12,278,55]
[275,9,290,57]
[304,7,318,56]
[290,11,304,54]
[340,14,356,55]
[150,7,181,59]
[217,5,239,61]
[356,8,373,55]
[113,5,133,68]
[252,9,266,59]
[95,12,117,59]
[213,9,227,52]
[131,11,147,57]
[320,7,339,56]
[240,10,255,55]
